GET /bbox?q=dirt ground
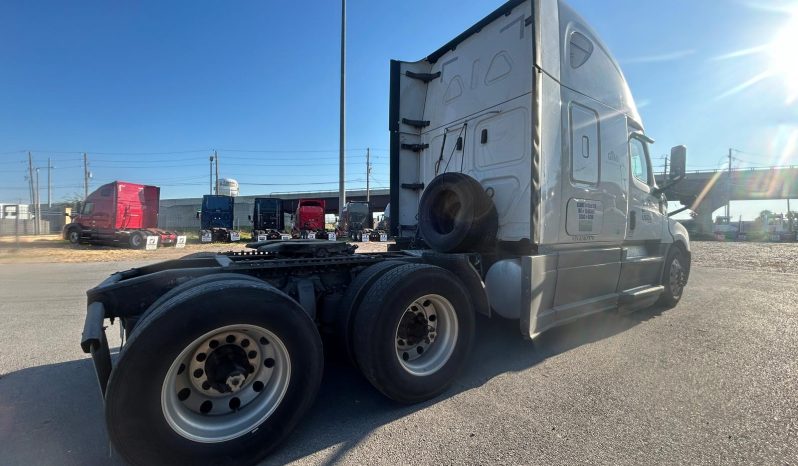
[1,235,797,272]
[0,234,391,264]
[689,240,798,274]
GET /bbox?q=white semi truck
[80,1,691,464]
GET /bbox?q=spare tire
[418,173,498,253]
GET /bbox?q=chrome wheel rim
[669,257,684,298]
[161,324,291,443]
[395,294,458,376]
[131,235,142,247]
[69,231,79,243]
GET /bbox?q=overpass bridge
[655,166,798,234]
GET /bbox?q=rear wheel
[129,232,145,249]
[336,260,403,364]
[353,263,474,404]
[105,278,323,465]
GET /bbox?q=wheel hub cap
[162,325,291,443]
[394,294,458,376]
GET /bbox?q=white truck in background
[80,1,690,464]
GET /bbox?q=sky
[1,0,796,219]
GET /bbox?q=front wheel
[66,228,80,244]
[658,245,689,307]
[353,263,474,404]
[105,278,323,465]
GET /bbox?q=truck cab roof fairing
[556,0,641,125]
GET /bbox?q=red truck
[292,198,326,238]
[63,181,177,248]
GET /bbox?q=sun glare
[767,9,798,103]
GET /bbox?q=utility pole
[27,152,35,208]
[47,157,53,207]
[83,153,89,200]
[663,155,669,178]
[214,150,219,195]
[366,148,371,203]
[209,154,214,195]
[338,0,347,212]
[726,148,732,218]
[35,167,41,234]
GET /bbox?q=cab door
[92,185,115,233]
[625,132,663,242]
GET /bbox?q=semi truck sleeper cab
[80,1,691,464]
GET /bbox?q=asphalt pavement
[0,261,795,465]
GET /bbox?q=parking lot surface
[0,244,796,465]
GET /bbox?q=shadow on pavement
[267,305,667,465]
[0,357,121,466]
[0,305,666,466]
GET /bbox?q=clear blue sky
[1,0,796,219]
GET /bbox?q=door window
[629,138,651,185]
[82,202,94,215]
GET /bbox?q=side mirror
[653,145,687,200]
[248,215,252,221]
[669,145,686,180]
[195,211,201,219]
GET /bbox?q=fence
[0,219,51,236]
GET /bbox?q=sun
[715,5,798,103]
[767,10,798,103]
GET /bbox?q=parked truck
[249,197,284,241]
[198,194,240,243]
[80,2,691,464]
[63,181,176,248]
[338,200,376,241]
[292,198,327,239]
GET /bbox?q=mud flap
[81,301,112,397]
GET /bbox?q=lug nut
[200,401,213,414]
[177,388,191,401]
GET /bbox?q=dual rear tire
[350,263,475,404]
[105,264,475,464]
[105,276,323,465]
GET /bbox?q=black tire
[105,278,324,466]
[130,273,264,338]
[335,260,404,364]
[418,173,498,253]
[353,263,475,404]
[66,227,80,244]
[129,232,145,249]
[657,245,689,307]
